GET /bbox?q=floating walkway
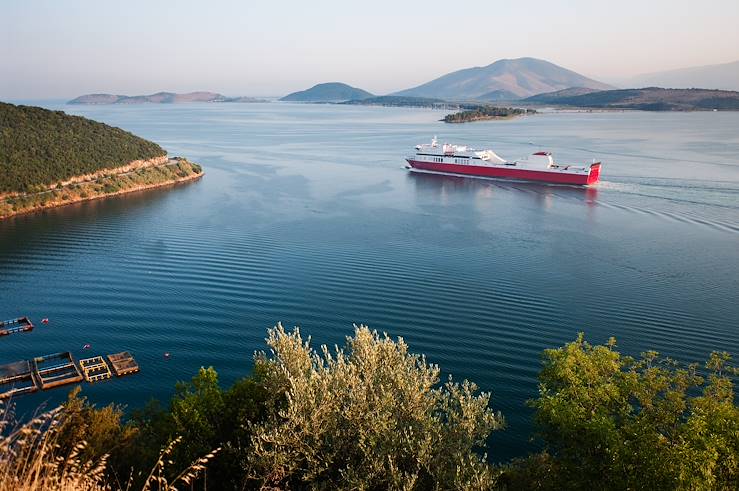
[0,350,140,399]
[0,316,34,336]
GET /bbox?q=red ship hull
[407,159,601,186]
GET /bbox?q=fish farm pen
[0,316,34,336]
[0,315,140,399]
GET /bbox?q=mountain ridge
[623,60,739,91]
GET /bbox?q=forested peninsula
[0,102,203,218]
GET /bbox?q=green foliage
[6,328,736,490]
[55,386,137,465]
[113,366,269,490]
[0,102,165,193]
[249,323,504,490]
[522,333,739,490]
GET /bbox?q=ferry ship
[406,137,601,185]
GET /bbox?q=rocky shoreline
[0,158,203,220]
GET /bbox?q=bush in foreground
[249,324,504,489]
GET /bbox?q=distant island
[68,91,267,104]
[280,82,373,102]
[341,96,450,108]
[523,87,739,110]
[341,96,536,122]
[0,102,203,219]
[443,105,536,123]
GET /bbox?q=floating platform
[32,352,83,390]
[0,360,37,399]
[0,316,34,336]
[107,352,140,377]
[79,356,112,382]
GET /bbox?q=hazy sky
[2,0,739,99]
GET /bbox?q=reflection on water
[407,170,600,221]
[0,103,737,461]
[0,180,200,261]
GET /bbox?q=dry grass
[0,401,108,491]
[0,400,219,491]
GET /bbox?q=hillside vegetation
[0,102,166,193]
[524,87,739,110]
[3,326,736,490]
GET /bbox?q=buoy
[83,343,91,350]
[41,318,49,324]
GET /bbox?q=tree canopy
[518,334,739,490]
[0,102,165,193]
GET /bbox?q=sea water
[1,102,737,459]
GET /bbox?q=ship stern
[587,163,602,185]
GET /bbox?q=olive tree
[249,323,504,490]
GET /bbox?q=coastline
[0,158,203,220]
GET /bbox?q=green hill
[280,82,373,102]
[524,87,739,110]
[0,102,166,193]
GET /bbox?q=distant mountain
[393,57,613,100]
[625,61,739,92]
[475,89,522,101]
[523,87,739,110]
[68,92,266,104]
[280,83,373,102]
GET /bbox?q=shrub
[527,334,739,490]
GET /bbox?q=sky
[2,0,739,99]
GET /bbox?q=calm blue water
[1,102,738,460]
